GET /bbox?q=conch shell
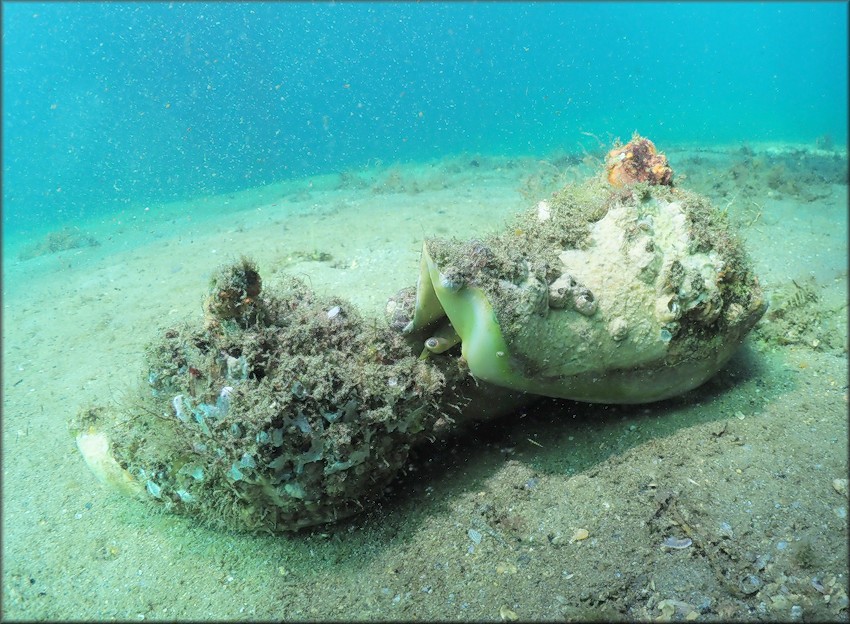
[399,172,765,403]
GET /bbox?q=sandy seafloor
[2,142,848,622]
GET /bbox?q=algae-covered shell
[403,180,766,404]
[76,267,459,533]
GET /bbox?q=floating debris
[145,480,162,498]
[499,605,519,621]
[176,489,194,503]
[662,536,693,549]
[570,528,589,543]
[496,563,517,575]
[739,574,762,595]
[754,553,771,571]
[657,598,698,620]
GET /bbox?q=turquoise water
[2,1,847,235]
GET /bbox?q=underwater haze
[3,3,850,621]
[2,1,847,236]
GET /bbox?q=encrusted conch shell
[400,176,765,404]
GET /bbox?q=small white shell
[172,395,187,421]
[547,274,577,309]
[608,317,629,341]
[571,287,598,316]
[439,272,463,292]
[655,294,681,322]
[696,293,723,325]
[724,302,745,325]
[662,536,692,549]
